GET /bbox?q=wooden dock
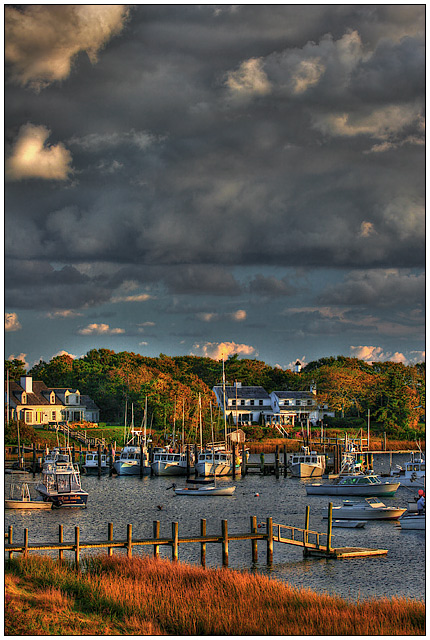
[5,505,387,567]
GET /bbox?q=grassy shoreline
[5,555,425,636]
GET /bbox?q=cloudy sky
[4,5,425,371]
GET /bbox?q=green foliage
[5,359,27,381]
[19,349,424,439]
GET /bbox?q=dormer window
[65,395,69,404]
[21,392,27,404]
[50,392,56,404]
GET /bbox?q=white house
[213,382,271,426]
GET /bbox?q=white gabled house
[212,381,271,426]
[6,376,100,426]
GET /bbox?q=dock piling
[127,524,133,558]
[251,515,258,563]
[153,521,160,559]
[327,503,333,553]
[59,525,64,561]
[108,523,113,557]
[266,517,273,565]
[304,506,310,547]
[200,519,206,567]
[222,520,229,567]
[172,522,179,562]
[75,526,80,568]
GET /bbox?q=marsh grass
[5,554,425,636]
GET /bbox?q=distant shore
[5,554,425,636]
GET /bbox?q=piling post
[186,446,190,478]
[140,444,144,477]
[232,443,236,480]
[32,443,36,476]
[59,525,64,562]
[75,526,80,568]
[109,445,114,476]
[79,445,82,468]
[72,444,75,464]
[222,520,229,567]
[260,452,265,473]
[200,519,207,567]
[194,444,199,476]
[283,445,287,477]
[126,524,133,558]
[23,528,29,558]
[172,522,179,562]
[266,517,273,565]
[275,445,279,479]
[108,523,113,557]
[241,442,246,477]
[8,525,13,559]
[251,516,258,563]
[153,521,160,559]
[327,503,333,554]
[98,444,102,478]
[304,505,310,547]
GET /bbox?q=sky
[4,4,425,372]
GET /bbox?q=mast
[123,397,128,445]
[6,368,10,425]
[210,400,216,484]
[198,393,203,449]
[143,397,147,446]
[222,357,227,443]
[173,397,176,447]
[182,398,185,448]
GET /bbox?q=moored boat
[306,473,400,496]
[289,446,326,478]
[398,513,425,530]
[83,451,109,474]
[194,447,241,477]
[35,449,88,508]
[113,444,151,476]
[323,497,406,520]
[385,451,425,487]
[174,483,236,496]
[5,481,52,509]
[151,450,194,476]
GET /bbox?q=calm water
[5,453,425,602]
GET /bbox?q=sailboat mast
[173,397,176,447]
[199,393,203,448]
[123,397,128,445]
[222,358,227,443]
[144,397,147,446]
[182,398,185,448]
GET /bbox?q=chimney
[20,376,33,393]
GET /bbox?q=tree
[5,359,27,381]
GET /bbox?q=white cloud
[8,352,28,368]
[230,309,247,322]
[70,130,159,152]
[291,58,325,94]
[191,341,258,360]
[5,312,21,332]
[46,310,83,319]
[359,222,375,238]
[111,293,153,303]
[6,124,73,181]
[225,58,271,99]
[53,349,77,359]
[349,345,418,364]
[78,323,125,335]
[5,5,130,90]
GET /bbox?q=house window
[50,393,55,404]
[231,399,236,406]
[22,392,27,404]
[51,411,56,421]
[259,400,263,406]
[250,399,254,406]
[65,396,69,404]
[240,400,245,406]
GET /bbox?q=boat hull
[332,520,366,528]
[386,475,425,487]
[290,463,324,478]
[194,462,236,477]
[324,506,406,520]
[5,499,52,510]
[83,466,109,475]
[113,462,150,476]
[151,461,190,476]
[399,515,425,530]
[35,488,88,508]
[174,486,236,496]
[306,482,400,496]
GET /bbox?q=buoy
[254,492,259,497]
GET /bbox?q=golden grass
[5,555,425,636]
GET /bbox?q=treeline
[5,350,425,437]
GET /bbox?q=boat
[35,449,88,508]
[83,451,109,474]
[385,451,425,487]
[323,497,406,520]
[398,513,425,530]
[174,483,236,496]
[5,481,52,509]
[194,446,241,477]
[289,446,326,478]
[332,520,366,528]
[113,444,151,476]
[151,450,194,476]
[306,472,400,496]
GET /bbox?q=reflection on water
[4,453,424,601]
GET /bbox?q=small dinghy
[173,483,236,496]
[5,482,52,509]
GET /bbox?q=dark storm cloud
[248,274,297,297]
[4,6,425,304]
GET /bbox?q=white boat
[151,450,194,476]
[83,451,109,474]
[113,444,151,476]
[174,483,236,496]
[194,447,241,477]
[306,472,400,496]
[35,449,88,508]
[5,481,52,509]
[289,446,326,478]
[332,520,366,528]
[386,452,425,487]
[398,513,425,530]
[323,497,406,520]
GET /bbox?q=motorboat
[113,445,151,476]
[151,450,194,476]
[289,446,326,478]
[332,520,366,528]
[5,481,52,509]
[174,483,236,496]
[323,497,406,520]
[194,447,241,477]
[398,513,425,530]
[35,449,88,508]
[385,452,425,487]
[83,451,109,474]
[306,472,400,496]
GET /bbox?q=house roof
[215,385,271,400]
[272,391,313,399]
[8,380,63,406]
[80,395,100,411]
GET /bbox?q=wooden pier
[5,505,387,568]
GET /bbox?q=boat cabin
[153,452,184,462]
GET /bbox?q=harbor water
[4,453,425,602]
